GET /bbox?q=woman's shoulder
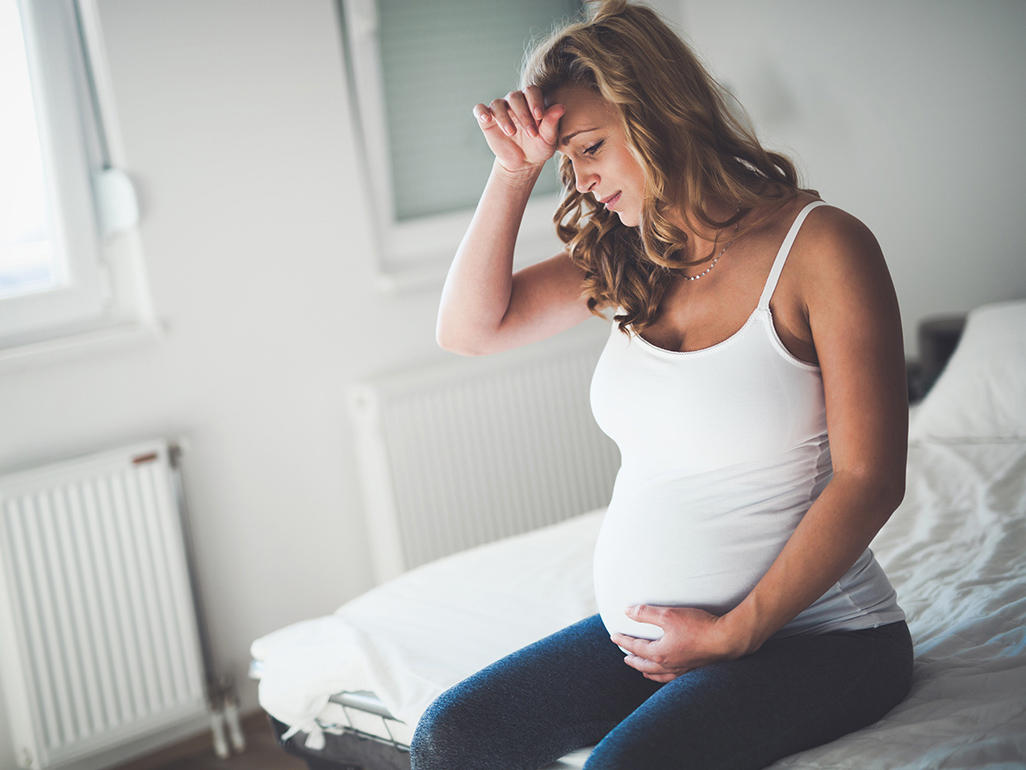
[798,198,877,251]
[784,196,890,307]
[761,192,872,246]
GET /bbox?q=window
[341,0,582,290]
[0,0,154,364]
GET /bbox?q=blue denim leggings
[410,614,912,769]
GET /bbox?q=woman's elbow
[437,337,484,356]
[882,475,906,512]
[435,324,488,356]
[836,467,906,521]
[861,470,906,520]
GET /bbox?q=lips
[599,191,622,208]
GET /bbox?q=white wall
[0,0,1022,766]
[0,0,453,764]
[676,0,1026,348]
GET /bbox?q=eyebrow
[558,127,599,147]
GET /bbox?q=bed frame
[260,315,966,770]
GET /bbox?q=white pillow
[909,300,1026,441]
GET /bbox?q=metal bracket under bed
[318,690,410,753]
[267,694,411,770]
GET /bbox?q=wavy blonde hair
[521,0,813,334]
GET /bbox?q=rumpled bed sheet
[252,439,1026,767]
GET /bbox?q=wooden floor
[110,710,307,770]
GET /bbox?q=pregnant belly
[592,500,792,639]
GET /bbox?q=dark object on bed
[907,314,967,403]
[268,714,411,770]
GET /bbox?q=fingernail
[477,112,489,123]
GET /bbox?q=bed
[251,299,1026,769]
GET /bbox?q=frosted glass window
[372,0,581,221]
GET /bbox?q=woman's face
[550,85,647,227]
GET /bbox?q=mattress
[252,437,1026,768]
[251,505,603,767]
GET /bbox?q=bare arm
[436,89,592,356]
[721,208,908,653]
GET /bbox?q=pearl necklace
[682,218,741,281]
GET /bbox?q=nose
[574,165,597,195]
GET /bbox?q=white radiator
[349,327,620,583]
[0,439,208,770]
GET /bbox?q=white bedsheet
[251,507,603,749]
[772,439,1026,768]
[252,438,1026,767]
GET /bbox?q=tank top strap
[757,200,828,311]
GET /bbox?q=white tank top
[590,200,905,640]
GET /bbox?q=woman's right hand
[473,86,565,175]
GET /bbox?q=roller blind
[369,0,581,221]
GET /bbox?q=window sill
[374,201,565,294]
[0,317,166,375]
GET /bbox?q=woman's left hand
[610,605,746,683]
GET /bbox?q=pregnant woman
[415,2,913,767]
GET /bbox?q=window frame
[340,0,564,292]
[0,0,157,368]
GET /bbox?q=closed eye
[582,140,604,157]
